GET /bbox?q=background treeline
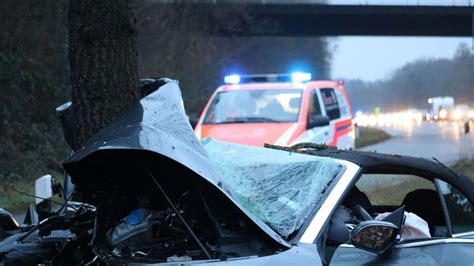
[0,0,331,189]
[4,0,471,203]
[344,43,474,113]
[137,2,332,116]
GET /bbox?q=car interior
[339,174,450,240]
[402,188,446,236]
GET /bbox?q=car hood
[199,122,298,146]
[63,79,341,247]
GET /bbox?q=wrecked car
[0,79,473,265]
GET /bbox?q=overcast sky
[331,37,471,81]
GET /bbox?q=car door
[319,88,344,148]
[292,89,333,145]
[332,88,354,149]
[330,174,474,265]
[331,241,474,265]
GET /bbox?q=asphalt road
[360,120,474,165]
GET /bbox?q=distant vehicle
[451,104,470,121]
[194,73,354,149]
[407,108,424,123]
[428,97,455,121]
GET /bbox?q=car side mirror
[35,175,62,220]
[35,175,54,219]
[351,220,399,254]
[308,115,330,129]
[35,175,53,205]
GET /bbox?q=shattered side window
[202,138,343,238]
[437,179,474,234]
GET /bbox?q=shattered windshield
[202,138,343,238]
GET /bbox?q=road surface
[360,120,474,165]
[356,120,473,191]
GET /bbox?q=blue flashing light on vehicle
[224,74,241,84]
[224,72,313,84]
[291,72,312,83]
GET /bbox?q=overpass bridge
[155,0,474,36]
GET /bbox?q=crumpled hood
[64,80,222,186]
[62,80,290,247]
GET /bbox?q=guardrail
[151,0,474,6]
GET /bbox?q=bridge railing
[153,0,473,6]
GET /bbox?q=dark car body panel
[134,244,323,265]
[332,242,474,265]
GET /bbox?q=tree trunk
[69,0,140,149]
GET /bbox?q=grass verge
[451,159,474,181]
[362,159,474,205]
[355,126,391,149]
[363,176,434,206]
[0,180,35,212]
[0,170,63,212]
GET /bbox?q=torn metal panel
[64,80,222,187]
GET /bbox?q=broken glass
[202,138,343,238]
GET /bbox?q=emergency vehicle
[194,73,355,148]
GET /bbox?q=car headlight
[439,110,448,119]
[468,110,474,119]
[452,110,463,120]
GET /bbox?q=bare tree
[69,0,140,149]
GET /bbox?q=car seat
[261,100,285,118]
[402,189,446,236]
[343,186,373,214]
